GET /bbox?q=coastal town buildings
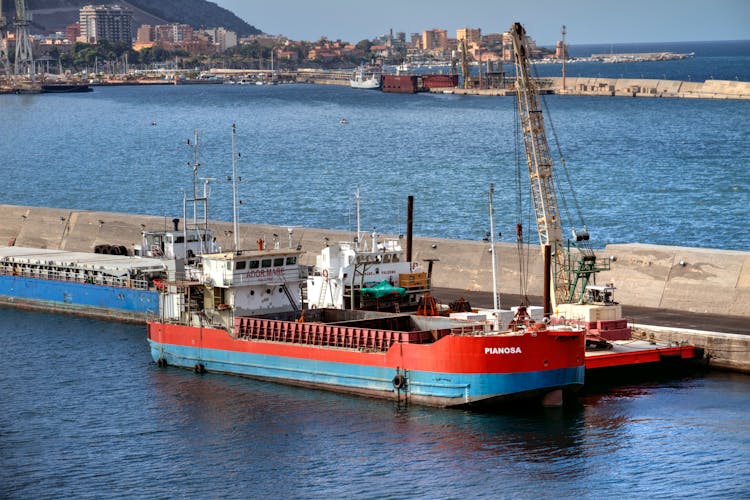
[12,4,555,76]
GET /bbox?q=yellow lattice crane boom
[509,22,570,308]
[509,22,621,323]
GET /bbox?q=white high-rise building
[79,4,133,44]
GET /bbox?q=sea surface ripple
[1,310,748,498]
[1,43,749,251]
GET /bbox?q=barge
[148,243,586,408]
[0,246,165,321]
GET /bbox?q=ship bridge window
[175,236,185,243]
[286,256,297,266]
[235,261,247,270]
[261,259,272,268]
[249,260,259,269]
[273,257,284,267]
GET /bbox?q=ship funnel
[172,218,180,231]
[407,195,414,263]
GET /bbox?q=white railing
[0,263,150,290]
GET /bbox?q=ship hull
[350,78,381,90]
[0,274,159,322]
[148,321,585,407]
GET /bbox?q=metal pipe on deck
[406,195,413,263]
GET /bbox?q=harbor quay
[4,70,748,100]
[1,204,748,373]
[433,77,750,99]
[209,68,750,100]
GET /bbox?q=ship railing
[235,317,437,352]
[0,263,146,290]
[447,324,492,336]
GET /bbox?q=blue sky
[213,0,750,46]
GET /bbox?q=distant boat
[350,63,381,90]
[41,83,92,93]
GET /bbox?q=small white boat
[350,64,381,90]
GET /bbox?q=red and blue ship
[146,246,586,407]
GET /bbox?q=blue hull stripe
[150,341,585,405]
[0,275,159,316]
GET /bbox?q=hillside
[18,0,261,36]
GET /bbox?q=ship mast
[354,187,362,250]
[230,124,241,251]
[183,130,211,255]
[488,183,501,328]
[561,25,567,94]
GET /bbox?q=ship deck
[0,246,166,275]
[584,339,700,370]
[235,308,489,352]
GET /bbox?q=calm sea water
[1,41,749,498]
[1,42,749,251]
[1,309,748,498]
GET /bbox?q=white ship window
[261,259,272,268]
[286,256,297,265]
[249,260,259,269]
[273,257,284,267]
[235,261,247,270]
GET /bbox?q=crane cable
[530,63,591,251]
[513,95,531,305]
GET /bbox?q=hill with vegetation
[18,0,261,36]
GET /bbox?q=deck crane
[509,22,627,332]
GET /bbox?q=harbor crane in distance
[0,0,10,74]
[508,22,625,329]
[13,0,33,76]
[459,37,471,89]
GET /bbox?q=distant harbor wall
[2,204,748,322]
[435,77,750,100]
[546,77,750,99]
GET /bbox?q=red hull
[149,321,585,375]
[148,316,586,407]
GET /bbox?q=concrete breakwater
[3,204,748,371]
[433,77,750,100]
[288,68,750,100]
[2,203,748,316]
[547,76,750,100]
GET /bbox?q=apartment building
[79,4,133,44]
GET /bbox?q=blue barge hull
[149,340,585,405]
[0,274,159,322]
